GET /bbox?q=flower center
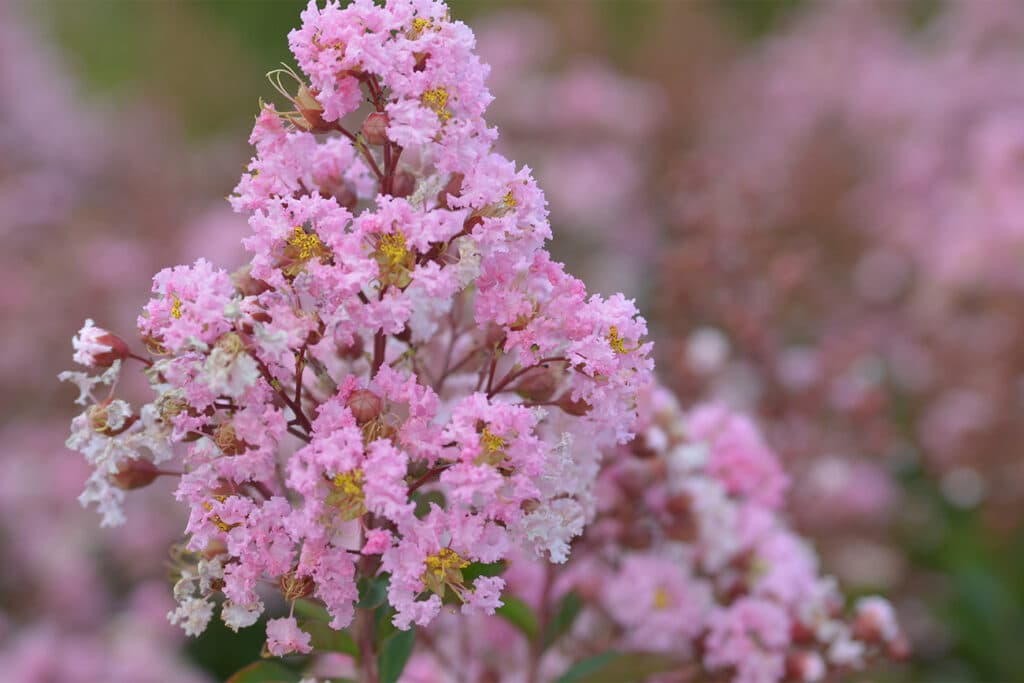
[327,468,366,521]
[170,294,183,320]
[289,226,325,261]
[607,326,628,354]
[422,87,451,120]
[379,232,409,266]
[422,547,471,598]
[475,427,507,467]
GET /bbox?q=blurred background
[3,0,1024,681]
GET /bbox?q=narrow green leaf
[375,604,398,643]
[300,619,359,658]
[293,598,331,622]
[461,560,506,583]
[556,652,679,683]
[378,627,417,683]
[357,574,391,609]
[226,661,301,683]
[495,595,539,640]
[542,591,583,649]
[556,652,620,683]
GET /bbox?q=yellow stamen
[288,225,325,261]
[475,427,508,467]
[425,547,469,577]
[503,190,517,207]
[412,17,433,33]
[327,468,366,521]
[332,469,365,498]
[607,326,629,354]
[170,294,183,320]
[379,232,409,266]
[480,428,505,454]
[653,587,671,610]
[421,87,451,121]
[422,547,470,598]
[202,499,240,533]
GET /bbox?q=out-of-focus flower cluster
[62,0,652,658]
[0,3,243,681]
[475,10,665,297]
[662,0,1024,536]
[0,425,209,683]
[401,387,904,683]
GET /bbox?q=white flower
[168,597,214,637]
[222,600,264,632]
[78,469,126,527]
[72,318,115,367]
[199,342,259,399]
[58,360,122,405]
[519,498,586,564]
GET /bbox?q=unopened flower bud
[334,329,364,360]
[73,319,130,368]
[437,172,464,209]
[622,524,653,550]
[346,389,383,424]
[888,634,911,661]
[231,265,272,296]
[852,597,900,643]
[332,180,359,210]
[362,112,390,145]
[391,170,416,198]
[483,324,506,348]
[790,620,816,644]
[111,458,160,490]
[785,651,825,682]
[513,366,556,402]
[557,393,592,417]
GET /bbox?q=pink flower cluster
[62,0,651,654]
[402,387,905,683]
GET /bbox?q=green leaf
[461,560,506,583]
[226,661,301,683]
[357,574,391,609]
[495,595,539,640]
[542,591,583,649]
[411,490,446,519]
[377,627,417,683]
[375,604,399,643]
[300,619,359,659]
[293,598,331,622]
[555,652,679,683]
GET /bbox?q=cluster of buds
[62,0,651,665]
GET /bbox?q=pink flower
[688,403,789,509]
[266,617,312,657]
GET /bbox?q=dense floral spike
[63,0,651,654]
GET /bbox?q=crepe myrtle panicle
[396,387,905,683]
[61,0,652,663]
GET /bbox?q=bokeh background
[3,0,1024,681]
